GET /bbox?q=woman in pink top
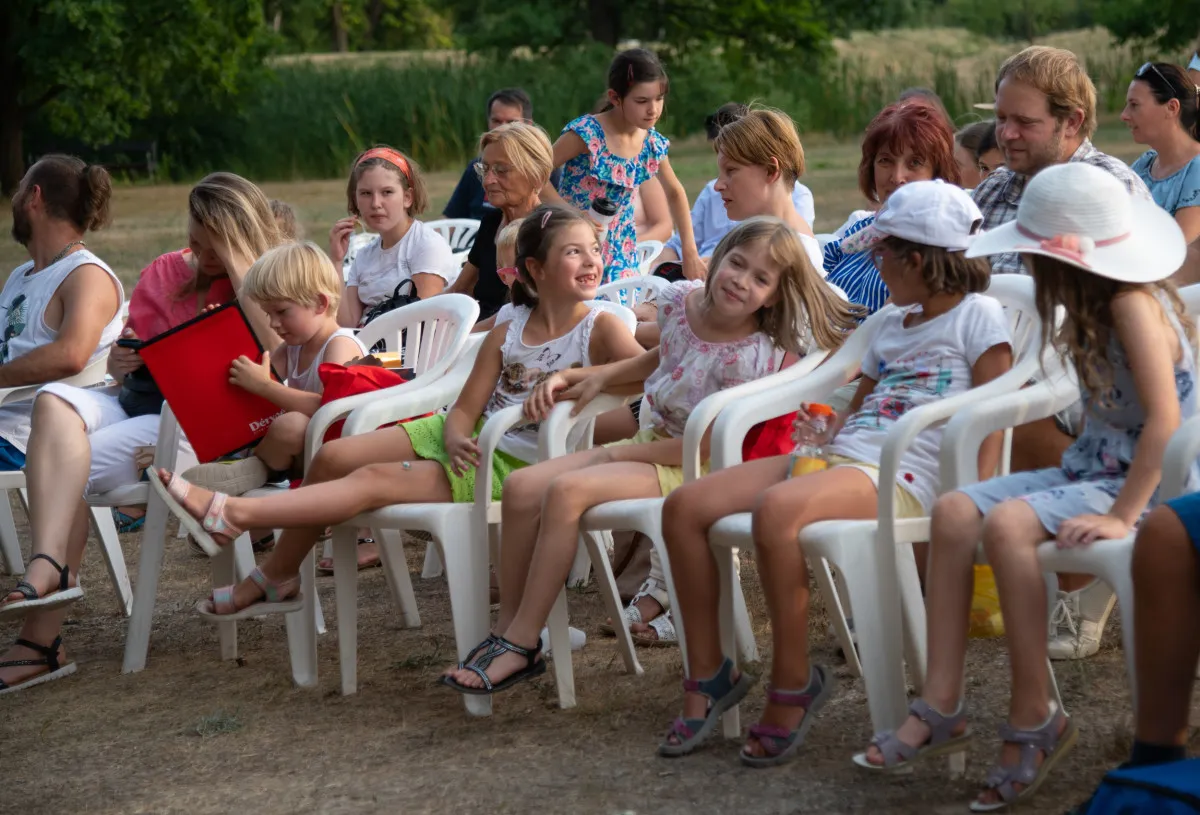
[0,173,284,696]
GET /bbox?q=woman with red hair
[823,99,962,315]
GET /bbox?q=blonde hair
[704,218,861,355]
[479,122,554,192]
[712,106,805,186]
[997,46,1098,139]
[270,199,303,240]
[183,172,283,298]
[1031,255,1195,404]
[496,218,524,252]
[242,242,343,313]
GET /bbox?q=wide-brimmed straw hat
[965,162,1186,282]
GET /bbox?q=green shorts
[403,413,527,503]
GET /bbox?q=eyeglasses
[474,162,514,181]
[1136,61,1171,89]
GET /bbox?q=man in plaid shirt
[973,46,1151,277]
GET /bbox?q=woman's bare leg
[742,467,878,758]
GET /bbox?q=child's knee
[662,480,704,534]
[932,491,981,534]
[267,412,309,444]
[979,499,1037,557]
[501,466,542,510]
[751,484,806,550]
[308,437,356,481]
[543,471,591,519]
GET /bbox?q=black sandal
[440,635,546,695]
[0,554,83,621]
[0,635,77,695]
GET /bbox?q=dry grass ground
[1,121,1196,815]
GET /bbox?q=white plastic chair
[635,241,665,275]
[123,296,480,681]
[426,218,481,253]
[940,283,1200,706]
[706,275,1047,741]
[815,233,837,252]
[341,232,377,280]
[594,275,668,309]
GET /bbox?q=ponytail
[81,164,114,231]
[20,154,113,233]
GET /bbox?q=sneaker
[539,625,586,657]
[1048,580,1116,660]
[182,457,269,497]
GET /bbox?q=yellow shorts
[604,427,709,497]
[825,454,925,519]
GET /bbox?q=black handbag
[359,279,420,328]
[117,365,165,417]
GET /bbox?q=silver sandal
[853,698,973,773]
[969,704,1078,812]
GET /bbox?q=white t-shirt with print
[346,220,457,307]
[829,293,1011,511]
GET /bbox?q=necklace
[46,240,85,268]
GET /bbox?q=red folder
[139,302,284,462]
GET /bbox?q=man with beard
[0,155,123,470]
[974,46,1151,278]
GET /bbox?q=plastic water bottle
[789,403,835,478]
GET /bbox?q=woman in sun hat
[855,161,1197,812]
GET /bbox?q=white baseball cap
[966,162,1186,283]
[842,180,983,255]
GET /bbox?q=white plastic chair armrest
[539,393,638,460]
[681,349,830,481]
[341,373,466,438]
[471,404,527,507]
[0,353,111,406]
[940,369,1079,491]
[1161,414,1200,500]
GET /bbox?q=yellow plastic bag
[969,565,1005,638]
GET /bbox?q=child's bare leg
[254,411,309,472]
[490,449,615,634]
[863,490,981,766]
[1131,505,1200,757]
[659,457,790,739]
[592,406,639,445]
[450,456,661,688]
[976,499,1061,806]
[742,467,878,758]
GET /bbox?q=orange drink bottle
[789,403,835,478]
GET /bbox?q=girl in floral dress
[551,48,703,284]
[441,217,857,695]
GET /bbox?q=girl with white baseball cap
[657,179,1014,765]
[857,161,1197,812]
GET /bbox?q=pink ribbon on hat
[1015,224,1129,265]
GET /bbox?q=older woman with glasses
[447,122,555,319]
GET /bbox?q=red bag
[742,412,799,461]
[315,362,429,443]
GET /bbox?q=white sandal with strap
[632,611,678,648]
[151,470,243,557]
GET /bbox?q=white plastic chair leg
[211,544,239,661]
[421,540,443,578]
[566,536,594,588]
[285,549,319,687]
[0,487,24,575]
[729,557,758,664]
[232,533,255,582]
[439,527,493,717]
[1042,572,1066,714]
[121,494,172,673]
[376,528,420,628]
[88,506,133,617]
[582,531,642,676]
[815,559,861,677]
[547,587,576,709]
[332,525,361,695]
[714,545,742,739]
[896,544,928,693]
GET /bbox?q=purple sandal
[969,704,1078,812]
[853,698,973,773]
[658,657,754,758]
[740,663,836,768]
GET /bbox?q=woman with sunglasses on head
[1123,62,1200,245]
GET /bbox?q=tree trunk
[587,0,620,48]
[331,1,349,52]
[0,54,23,197]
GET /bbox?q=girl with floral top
[440,217,857,695]
[550,48,702,284]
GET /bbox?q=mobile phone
[116,338,145,350]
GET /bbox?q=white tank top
[0,249,124,452]
[0,248,124,365]
[483,305,601,463]
[284,328,365,394]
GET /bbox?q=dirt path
[3,520,1194,815]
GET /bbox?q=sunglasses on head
[1136,61,1170,88]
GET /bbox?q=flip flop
[195,567,303,621]
[0,636,77,696]
[0,554,84,622]
[151,470,243,557]
[632,612,678,648]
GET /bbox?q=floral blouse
[643,280,782,438]
[557,113,670,283]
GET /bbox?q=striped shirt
[823,214,890,316]
[972,140,1151,276]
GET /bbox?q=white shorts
[38,383,197,496]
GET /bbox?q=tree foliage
[1092,0,1200,53]
[0,0,271,193]
[263,0,452,53]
